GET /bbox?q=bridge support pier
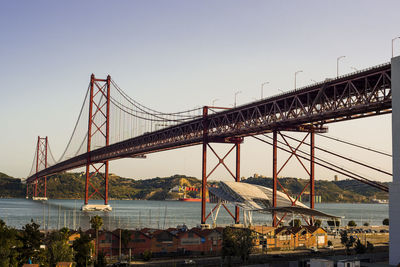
[201,106,243,227]
[390,56,400,265]
[266,127,323,227]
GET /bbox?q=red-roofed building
[150,230,179,255]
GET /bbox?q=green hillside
[0,171,388,203]
[0,172,25,198]
[243,176,389,203]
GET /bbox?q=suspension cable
[111,79,202,116]
[263,134,388,190]
[281,133,392,176]
[58,84,90,162]
[252,135,388,192]
[316,133,391,157]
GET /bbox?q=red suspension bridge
[26,62,392,226]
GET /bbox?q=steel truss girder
[28,63,392,182]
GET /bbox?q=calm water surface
[0,198,388,230]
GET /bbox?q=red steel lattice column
[272,130,278,227]
[201,106,208,224]
[34,136,40,197]
[33,136,48,198]
[310,130,315,224]
[84,74,111,206]
[235,141,241,224]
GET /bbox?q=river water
[0,198,388,230]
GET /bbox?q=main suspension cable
[58,84,90,162]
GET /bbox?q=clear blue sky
[0,0,398,183]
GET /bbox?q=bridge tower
[30,136,48,201]
[82,74,112,211]
[200,106,243,227]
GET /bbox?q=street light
[351,67,358,72]
[392,37,400,58]
[212,98,219,106]
[234,91,242,107]
[337,56,346,77]
[310,79,317,83]
[294,70,303,90]
[261,81,269,99]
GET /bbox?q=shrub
[327,220,340,227]
[142,250,152,261]
[348,220,357,227]
[383,218,389,226]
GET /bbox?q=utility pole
[119,228,122,261]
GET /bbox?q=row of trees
[347,218,389,227]
[0,216,105,267]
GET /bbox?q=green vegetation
[244,177,389,203]
[72,229,94,267]
[222,227,255,265]
[0,171,389,203]
[90,215,103,262]
[289,219,301,227]
[340,231,356,254]
[0,219,77,266]
[383,218,389,225]
[348,220,357,227]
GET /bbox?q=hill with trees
[0,171,388,203]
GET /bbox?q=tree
[17,220,44,265]
[383,218,389,226]
[348,220,357,227]
[363,222,369,226]
[327,220,340,227]
[222,227,236,266]
[289,219,301,227]
[0,219,20,267]
[314,219,322,227]
[120,229,131,258]
[222,227,255,265]
[235,228,255,264]
[44,230,73,267]
[94,251,107,267]
[354,239,366,254]
[90,215,103,261]
[366,241,374,252]
[72,230,93,267]
[340,231,356,254]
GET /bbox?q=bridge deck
[27,63,391,182]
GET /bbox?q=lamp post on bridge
[392,37,400,58]
[212,98,219,106]
[351,66,358,72]
[261,81,269,99]
[294,70,303,90]
[337,56,346,77]
[234,91,242,107]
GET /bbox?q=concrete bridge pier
[390,55,400,265]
